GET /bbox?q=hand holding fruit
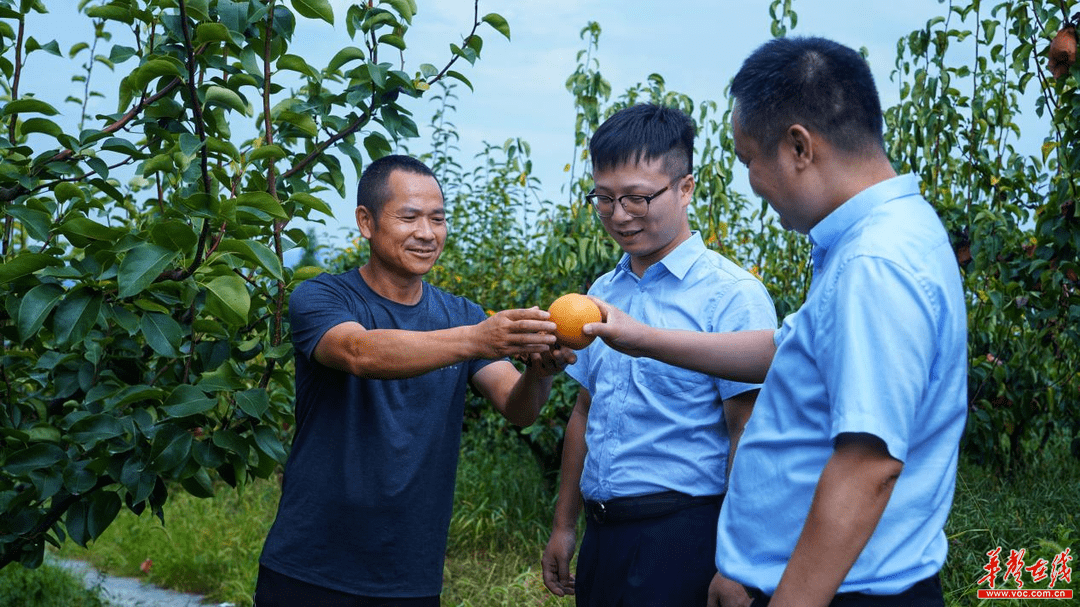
[567,295,654,359]
[473,307,557,359]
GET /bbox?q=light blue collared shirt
[567,233,777,501]
[716,174,968,595]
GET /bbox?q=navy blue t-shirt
[259,269,494,597]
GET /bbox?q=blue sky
[24,0,998,249]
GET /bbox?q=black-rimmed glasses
[586,175,687,218]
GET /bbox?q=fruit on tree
[1048,25,1077,78]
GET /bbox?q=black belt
[583,490,723,524]
[743,573,943,606]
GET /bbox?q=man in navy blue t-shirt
[255,155,573,606]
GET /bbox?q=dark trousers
[575,493,723,607]
[748,573,944,607]
[253,565,440,607]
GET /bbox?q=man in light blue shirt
[540,104,777,605]
[582,38,967,607]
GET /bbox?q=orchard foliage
[886,0,1079,471]
[0,0,509,568]
[337,0,1079,480]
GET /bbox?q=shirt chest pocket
[634,359,712,397]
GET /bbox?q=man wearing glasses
[541,103,777,605]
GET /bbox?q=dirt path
[54,558,224,607]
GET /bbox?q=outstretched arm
[314,307,557,379]
[583,298,777,383]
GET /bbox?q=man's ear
[678,174,695,209]
[787,124,814,169]
[355,205,375,239]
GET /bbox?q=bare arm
[541,387,591,597]
[769,434,903,607]
[583,298,777,384]
[470,347,576,427]
[313,308,557,379]
[722,389,758,479]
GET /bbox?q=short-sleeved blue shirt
[716,174,968,595]
[259,269,494,597]
[567,233,777,500]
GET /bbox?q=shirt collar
[614,232,707,282]
[808,173,921,270]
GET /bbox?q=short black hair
[589,103,695,179]
[730,36,885,155]
[356,154,442,219]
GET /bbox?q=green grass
[48,426,1076,607]
[942,437,1079,606]
[0,559,106,607]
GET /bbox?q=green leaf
[3,444,65,476]
[291,0,334,24]
[69,414,125,449]
[185,0,211,23]
[212,429,248,458]
[253,425,287,463]
[328,46,365,73]
[118,243,177,299]
[18,283,64,342]
[85,4,133,24]
[162,385,218,418]
[384,0,415,23]
[235,191,288,219]
[107,44,137,64]
[216,239,285,282]
[25,36,62,57]
[52,288,103,347]
[106,384,165,411]
[19,116,62,138]
[54,182,84,204]
[204,85,249,115]
[378,34,406,51]
[363,132,392,160]
[446,70,473,91]
[58,216,127,247]
[277,54,319,78]
[289,192,334,217]
[179,132,204,157]
[150,220,199,252]
[128,58,184,91]
[203,274,251,326]
[180,468,215,498]
[483,13,511,41]
[4,204,51,242]
[248,144,287,162]
[141,152,174,175]
[275,110,317,137]
[65,500,90,547]
[86,492,122,540]
[2,98,59,116]
[141,312,183,358]
[235,388,269,419]
[148,426,192,473]
[69,41,90,58]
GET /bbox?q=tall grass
[50,425,1076,607]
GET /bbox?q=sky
[23,0,996,250]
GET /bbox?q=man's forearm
[500,364,554,426]
[332,325,480,379]
[769,437,902,607]
[642,328,777,383]
[552,398,589,531]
